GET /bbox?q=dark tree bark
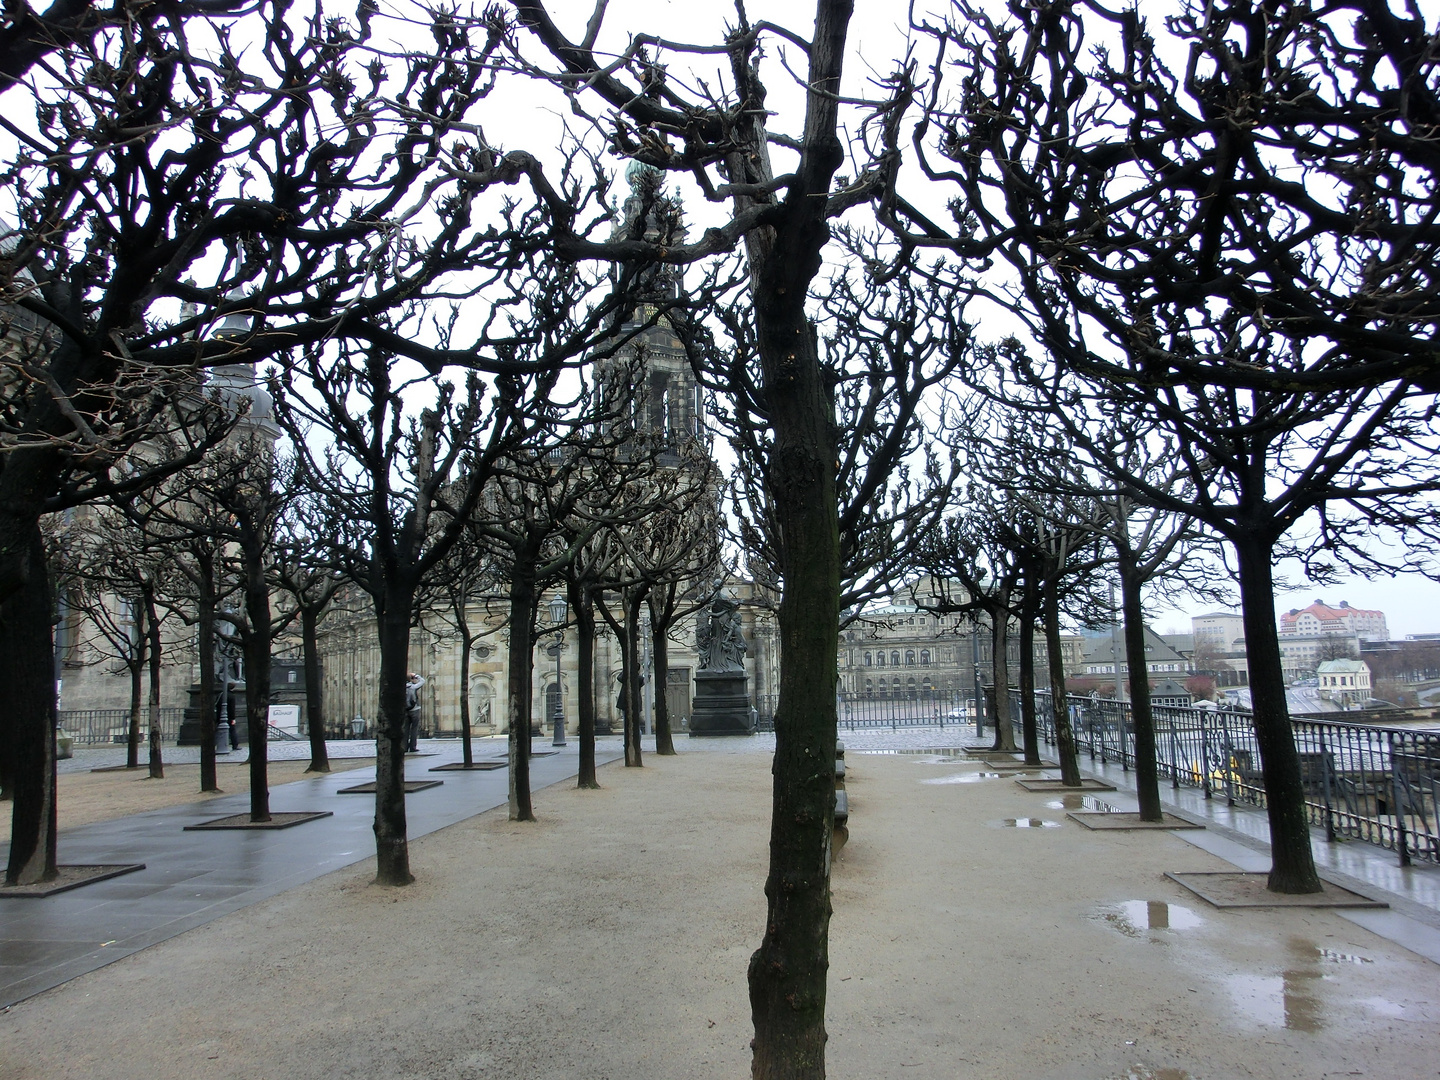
[196,576,219,793]
[1043,588,1082,788]
[3,524,57,885]
[505,554,538,822]
[240,532,271,823]
[621,589,645,768]
[125,628,144,770]
[373,596,414,883]
[1118,559,1163,822]
[570,577,599,789]
[457,616,474,768]
[300,605,329,773]
[1235,533,1322,893]
[1017,585,1041,766]
[649,592,675,756]
[142,586,164,780]
[988,586,1015,752]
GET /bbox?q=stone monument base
[689,671,754,737]
[178,683,248,746]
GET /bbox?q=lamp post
[548,594,567,746]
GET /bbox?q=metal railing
[754,690,981,733]
[1030,690,1440,866]
[58,708,187,746]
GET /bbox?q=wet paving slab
[0,744,619,1008]
[994,817,1063,829]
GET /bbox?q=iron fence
[1030,690,1440,866]
[58,708,187,746]
[754,690,981,733]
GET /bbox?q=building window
[864,651,872,666]
[906,650,916,666]
[876,652,884,667]
[891,651,900,666]
[920,649,930,665]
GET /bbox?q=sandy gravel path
[1,758,374,845]
[1,747,1436,1080]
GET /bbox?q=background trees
[909,0,1440,893]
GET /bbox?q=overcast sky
[423,0,1440,640]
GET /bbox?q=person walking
[404,672,426,753]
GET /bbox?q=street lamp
[548,594,567,746]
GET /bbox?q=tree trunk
[1017,589,1041,766]
[458,620,474,767]
[2,523,58,885]
[197,570,219,793]
[505,554,537,821]
[143,587,165,780]
[374,594,414,884]
[302,605,330,773]
[1234,533,1322,893]
[572,579,599,789]
[650,594,676,755]
[242,550,270,822]
[1118,559,1163,821]
[622,589,644,767]
[989,594,1015,751]
[126,649,144,771]
[1045,588,1082,787]
[741,4,852,1071]
[126,605,143,770]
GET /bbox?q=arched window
[892,678,902,697]
[921,677,932,700]
[905,650,916,666]
[864,652,872,666]
[878,680,889,697]
[891,651,900,666]
[876,652,885,667]
[906,677,917,700]
[864,678,874,696]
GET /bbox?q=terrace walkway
[1,728,1437,1080]
[1,738,621,1009]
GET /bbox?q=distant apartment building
[1192,611,1246,652]
[1081,627,1191,678]
[1315,658,1372,707]
[1280,599,1388,643]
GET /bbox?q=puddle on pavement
[1107,1068,1191,1080]
[1317,947,1373,965]
[1225,971,1326,1032]
[1097,901,1204,939]
[1046,794,1118,812]
[1221,938,1393,1034]
[997,817,1062,828]
[922,772,1002,784]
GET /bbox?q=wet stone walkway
[1,740,620,1008]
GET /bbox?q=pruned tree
[0,0,583,883]
[273,533,346,773]
[277,347,528,885]
[913,0,1440,895]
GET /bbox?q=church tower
[604,163,704,451]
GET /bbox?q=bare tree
[277,349,528,885]
[913,0,1440,893]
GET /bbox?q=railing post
[1169,716,1181,790]
[1199,709,1212,799]
[1319,725,1336,843]
[1391,731,1411,867]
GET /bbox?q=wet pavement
[1,738,621,1008]
[5,723,1439,1016]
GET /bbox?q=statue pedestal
[689,671,754,737]
[178,683,248,746]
